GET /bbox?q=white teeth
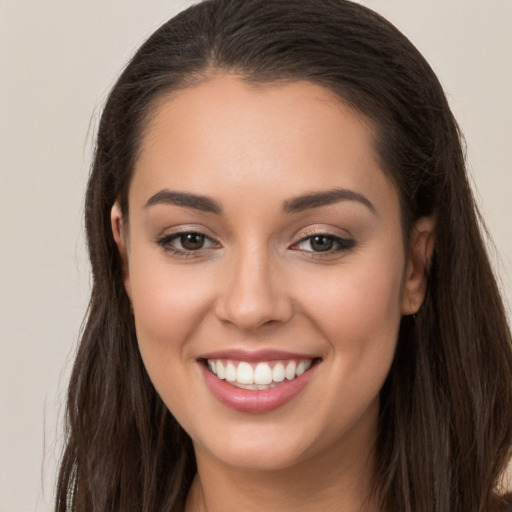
[216,360,226,379]
[225,362,237,382]
[234,383,259,390]
[254,362,273,385]
[285,361,296,380]
[236,362,254,384]
[232,382,279,390]
[272,362,285,382]
[207,358,314,386]
[296,360,306,376]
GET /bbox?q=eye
[177,232,208,250]
[292,233,355,255]
[156,231,218,255]
[301,235,336,252]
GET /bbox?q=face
[112,75,431,475]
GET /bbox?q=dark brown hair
[56,1,512,510]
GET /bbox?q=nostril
[215,291,294,331]
[214,258,294,330]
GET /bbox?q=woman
[55,0,512,510]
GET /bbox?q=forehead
[130,75,397,217]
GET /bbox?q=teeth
[254,362,273,385]
[207,358,314,387]
[235,383,259,390]
[216,360,226,379]
[236,362,254,384]
[225,362,237,382]
[285,361,296,380]
[296,361,306,376]
[272,362,285,382]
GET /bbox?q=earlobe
[401,216,435,315]
[111,202,131,299]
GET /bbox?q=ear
[401,216,435,315]
[111,202,131,299]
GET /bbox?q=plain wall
[0,1,510,510]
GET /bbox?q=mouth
[204,358,317,390]
[198,351,321,413]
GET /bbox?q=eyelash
[291,231,356,258]
[155,230,355,258]
[156,231,218,258]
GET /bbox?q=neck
[185,435,379,512]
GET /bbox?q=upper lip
[198,349,319,362]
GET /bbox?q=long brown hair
[56,1,512,510]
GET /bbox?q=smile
[198,351,320,413]
[207,359,313,390]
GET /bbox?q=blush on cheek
[308,263,402,333]
[129,253,212,343]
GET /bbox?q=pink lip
[198,349,316,363]
[199,360,319,413]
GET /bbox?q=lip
[198,354,319,413]
[198,348,317,363]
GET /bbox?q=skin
[112,75,434,512]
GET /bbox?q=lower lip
[200,362,318,413]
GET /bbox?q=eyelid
[155,226,221,257]
[154,225,355,258]
[290,226,356,257]
[294,225,353,241]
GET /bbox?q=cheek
[300,254,404,342]
[127,250,214,365]
[127,253,217,432]
[293,247,405,406]
[296,252,404,435]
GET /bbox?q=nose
[214,245,294,332]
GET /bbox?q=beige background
[0,1,510,510]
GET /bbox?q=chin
[195,428,318,472]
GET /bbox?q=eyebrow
[145,189,223,214]
[144,187,376,216]
[281,188,376,215]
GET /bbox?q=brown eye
[180,233,205,250]
[293,233,355,256]
[309,235,334,252]
[156,231,217,255]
